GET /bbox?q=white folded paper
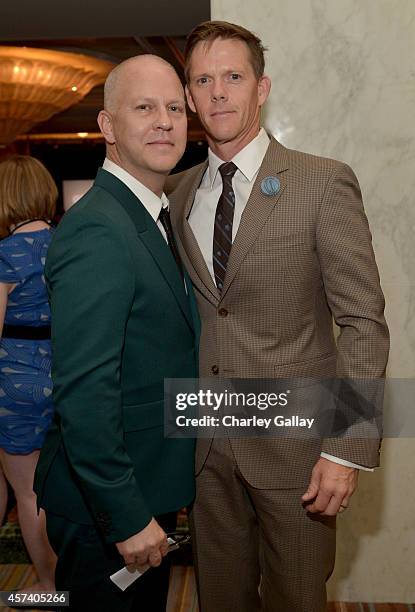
[110,537,177,591]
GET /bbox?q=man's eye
[137,104,150,110]
[197,77,209,85]
[230,73,241,80]
[169,105,184,113]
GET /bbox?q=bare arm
[0,282,11,337]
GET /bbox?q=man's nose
[154,108,173,130]
[211,82,227,102]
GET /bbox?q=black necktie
[159,206,184,280]
[213,161,238,292]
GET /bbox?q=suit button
[211,365,219,375]
[218,308,228,317]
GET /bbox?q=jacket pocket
[122,399,164,432]
[274,353,336,383]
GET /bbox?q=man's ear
[258,75,271,107]
[185,85,197,114]
[97,110,115,144]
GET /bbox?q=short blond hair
[185,20,267,82]
[0,155,57,238]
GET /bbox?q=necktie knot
[219,161,238,180]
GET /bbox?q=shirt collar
[207,127,270,188]
[102,158,169,222]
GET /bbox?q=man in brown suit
[167,21,389,612]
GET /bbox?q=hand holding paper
[115,518,168,569]
[110,537,182,591]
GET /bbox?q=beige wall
[211,0,415,603]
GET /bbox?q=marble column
[210,0,415,602]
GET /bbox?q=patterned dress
[0,229,54,454]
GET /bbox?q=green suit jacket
[34,169,199,544]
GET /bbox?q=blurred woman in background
[0,155,57,592]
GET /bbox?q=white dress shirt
[103,158,169,243]
[188,130,372,472]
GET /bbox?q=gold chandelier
[0,46,115,145]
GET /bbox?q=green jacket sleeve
[46,209,153,542]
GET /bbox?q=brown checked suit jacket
[167,137,389,489]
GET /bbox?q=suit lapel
[173,162,220,306]
[171,137,290,304]
[221,138,289,297]
[95,169,193,330]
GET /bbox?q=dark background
[0,0,210,39]
[0,0,211,209]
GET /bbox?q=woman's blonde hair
[0,155,58,238]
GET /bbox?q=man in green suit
[34,55,199,611]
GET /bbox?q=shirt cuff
[320,452,374,472]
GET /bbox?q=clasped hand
[115,518,169,571]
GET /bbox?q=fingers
[123,545,164,569]
[116,525,168,568]
[303,482,355,516]
[148,549,163,568]
[337,494,351,514]
[123,550,145,566]
[321,494,344,516]
[302,467,322,503]
[302,458,358,516]
[124,542,166,568]
[125,542,164,570]
[126,560,148,574]
[301,479,320,503]
[303,479,352,515]
[303,488,332,514]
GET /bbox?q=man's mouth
[148,140,174,145]
[210,110,235,118]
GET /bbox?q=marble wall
[211,0,415,603]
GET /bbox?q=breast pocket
[252,230,310,254]
[248,232,317,277]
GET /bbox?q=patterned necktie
[213,161,238,292]
[159,206,184,280]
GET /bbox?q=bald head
[104,54,181,113]
[97,52,187,194]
